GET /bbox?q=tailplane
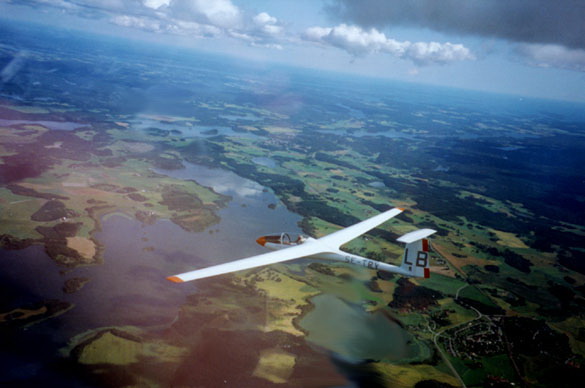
[397,229,436,278]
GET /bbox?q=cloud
[11,0,284,49]
[1,51,28,83]
[253,12,276,26]
[110,14,221,37]
[305,24,401,57]
[407,41,474,65]
[143,0,170,9]
[167,0,242,30]
[253,12,283,36]
[516,44,585,72]
[304,24,474,65]
[111,15,162,33]
[217,11,284,49]
[327,0,585,50]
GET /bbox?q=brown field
[490,229,529,249]
[433,243,497,274]
[253,348,296,383]
[0,306,48,323]
[66,237,96,260]
[78,331,142,365]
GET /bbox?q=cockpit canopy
[257,233,309,246]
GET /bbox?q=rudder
[397,229,437,278]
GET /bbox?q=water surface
[0,119,89,131]
[300,294,416,361]
[0,162,302,384]
[252,156,278,168]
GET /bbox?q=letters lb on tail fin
[397,229,437,278]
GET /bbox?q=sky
[1,0,585,103]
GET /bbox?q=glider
[167,207,436,283]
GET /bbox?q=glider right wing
[318,207,403,249]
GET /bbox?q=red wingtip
[167,276,184,283]
[397,207,405,212]
[256,236,267,246]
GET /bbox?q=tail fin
[397,229,437,278]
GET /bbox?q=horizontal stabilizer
[397,228,436,244]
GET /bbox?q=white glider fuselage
[260,236,411,277]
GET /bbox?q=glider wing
[318,207,403,249]
[167,241,323,283]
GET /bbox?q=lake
[0,161,414,385]
[0,119,90,131]
[300,294,416,362]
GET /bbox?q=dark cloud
[516,43,585,72]
[327,0,585,49]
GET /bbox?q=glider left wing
[167,241,324,283]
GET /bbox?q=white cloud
[516,44,585,72]
[253,12,276,26]
[322,24,399,56]
[261,24,282,35]
[305,24,395,55]
[251,12,283,36]
[172,20,221,37]
[72,0,132,11]
[304,24,474,65]
[112,1,282,48]
[111,13,222,38]
[304,26,331,42]
[1,51,28,83]
[228,31,253,42]
[143,0,170,10]
[35,0,80,10]
[62,0,281,48]
[252,42,283,50]
[15,1,472,62]
[111,15,162,32]
[406,41,474,65]
[169,0,242,29]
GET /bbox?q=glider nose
[256,236,267,246]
